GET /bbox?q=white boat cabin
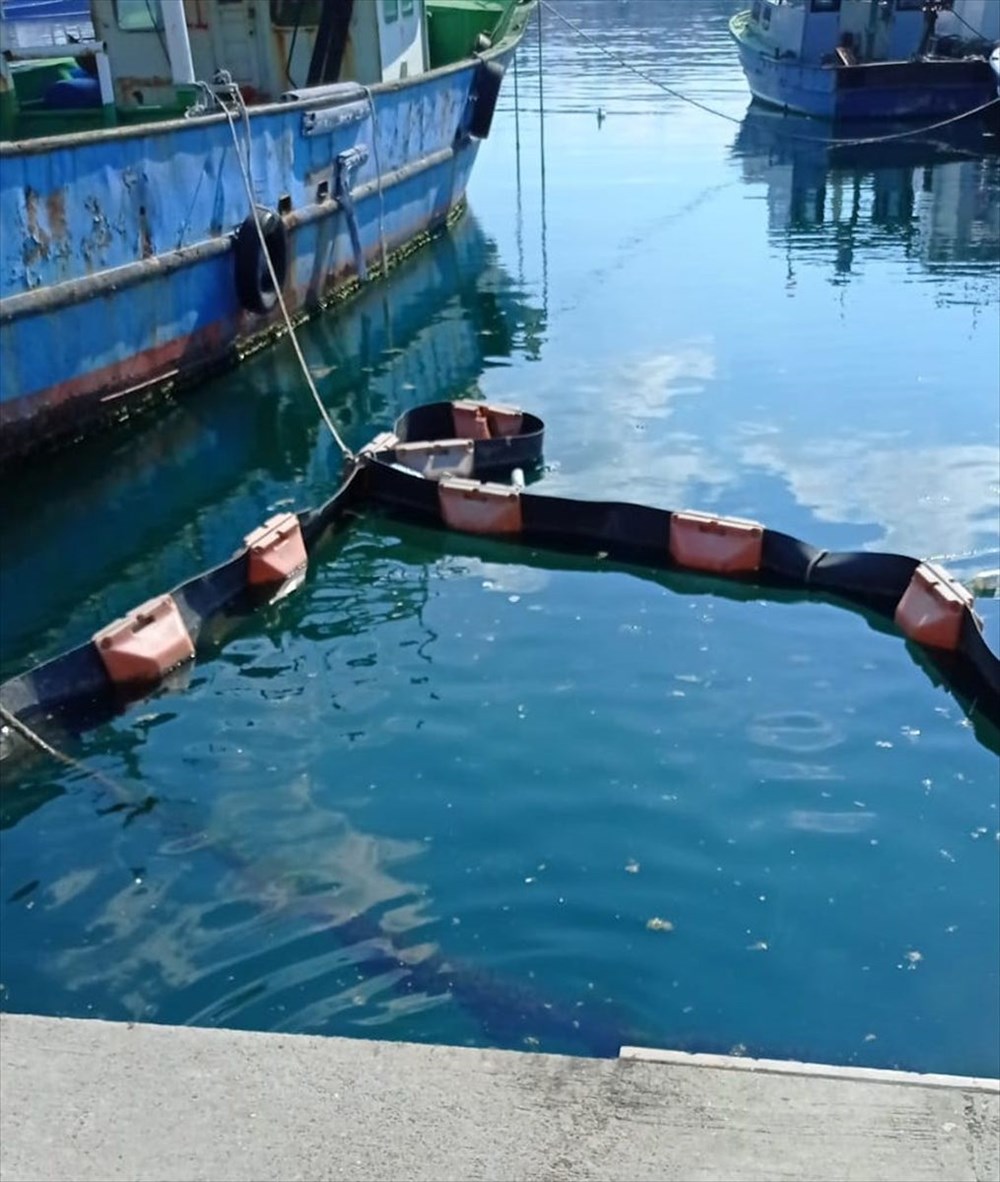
[91,0,430,109]
[744,0,990,67]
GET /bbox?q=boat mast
[161,0,196,96]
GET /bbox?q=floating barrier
[1,400,997,753]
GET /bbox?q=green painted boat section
[426,0,524,68]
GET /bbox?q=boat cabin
[744,0,986,67]
[1,0,518,139]
[92,0,430,110]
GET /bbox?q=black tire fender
[234,210,288,315]
[469,59,504,139]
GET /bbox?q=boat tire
[234,210,288,315]
[469,59,504,139]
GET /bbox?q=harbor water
[1,0,998,1077]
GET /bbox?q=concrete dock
[0,1013,997,1181]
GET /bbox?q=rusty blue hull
[0,52,513,464]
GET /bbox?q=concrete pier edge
[1,1012,998,1181]
[619,1044,1000,1093]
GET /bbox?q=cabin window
[402,0,415,14]
[383,0,400,23]
[895,0,924,8]
[810,0,840,12]
[751,1,762,20]
[762,5,771,28]
[270,0,323,26]
[115,0,163,31]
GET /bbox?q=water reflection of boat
[0,208,545,680]
[730,105,1000,279]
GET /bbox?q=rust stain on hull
[0,195,470,468]
[22,187,51,269]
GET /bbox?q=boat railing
[1,35,113,106]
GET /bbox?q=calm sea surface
[2,0,998,1075]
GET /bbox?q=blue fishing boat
[730,0,1000,122]
[0,0,536,464]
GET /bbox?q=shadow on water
[0,722,644,1060]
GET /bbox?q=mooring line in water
[538,0,1000,149]
[538,0,742,127]
[0,703,135,802]
[204,77,355,464]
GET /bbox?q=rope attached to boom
[191,77,355,463]
[0,702,135,801]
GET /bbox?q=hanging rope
[945,4,990,45]
[538,0,1000,149]
[190,77,354,462]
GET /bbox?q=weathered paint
[0,42,514,462]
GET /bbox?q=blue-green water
[2,0,998,1075]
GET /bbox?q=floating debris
[625,859,640,874]
[646,917,674,932]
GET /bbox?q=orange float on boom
[895,562,977,651]
[669,510,764,575]
[244,513,308,589]
[438,477,523,535]
[93,594,195,688]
